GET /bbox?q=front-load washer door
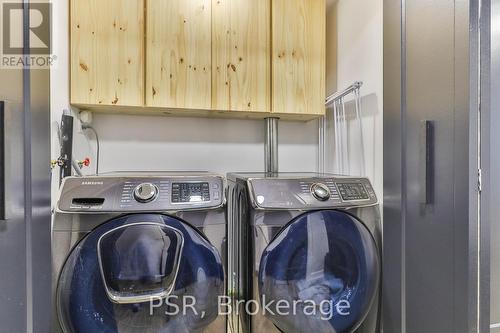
[57,214,224,333]
[259,210,380,333]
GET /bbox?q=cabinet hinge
[478,169,483,193]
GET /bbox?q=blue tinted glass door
[57,214,224,333]
[259,210,380,333]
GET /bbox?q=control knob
[134,183,158,203]
[311,183,331,201]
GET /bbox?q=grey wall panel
[382,0,404,332]
[0,96,27,333]
[0,0,52,332]
[490,0,500,330]
[29,66,52,332]
[0,0,27,328]
[475,0,490,331]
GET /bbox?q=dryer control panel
[58,174,224,212]
[247,176,377,210]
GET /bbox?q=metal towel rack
[325,81,363,106]
[319,81,366,176]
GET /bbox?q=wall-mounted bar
[325,81,363,106]
[264,117,279,174]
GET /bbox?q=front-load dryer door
[57,214,224,333]
[259,210,380,333]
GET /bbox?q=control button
[311,183,331,201]
[257,195,265,204]
[213,191,220,200]
[134,183,159,203]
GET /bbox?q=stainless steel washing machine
[52,172,227,333]
[227,173,381,333]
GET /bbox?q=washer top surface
[57,172,224,213]
[83,171,217,178]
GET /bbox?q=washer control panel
[58,174,224,212]
[336,182,370,201]
[120,179,171,208]
[248,176,377,209]
[172,182,210,203]
[300,179,340,202]
[134,183,159,203]
[310,183,331,201]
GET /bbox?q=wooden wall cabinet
[71,0,325,120]
[212,0,271,113]
[271,0,326,116]
[70,0,144,107]
[146,0,212,110]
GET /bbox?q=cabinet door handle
[420,120,434,205]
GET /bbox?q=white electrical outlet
[79,110,93,127]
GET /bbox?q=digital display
[337,183,369,201]
[172,182,210,203]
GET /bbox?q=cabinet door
[383,0,475,332]
[212,0,271,112]
[272,0,325,116]
[146,0,212,109]
[70,0,144,106]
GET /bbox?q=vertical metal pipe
[318,116,326,173]
[264,117,279,174]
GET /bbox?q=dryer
[227,173,381,333]
[52,173,226,333]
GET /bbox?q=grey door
[383,0,480,332]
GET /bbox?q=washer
[227,173,381,333]
[52,173,226,333]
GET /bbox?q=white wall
[50,0,383,205]
[86,114,319,174]
[326,0,384,198]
